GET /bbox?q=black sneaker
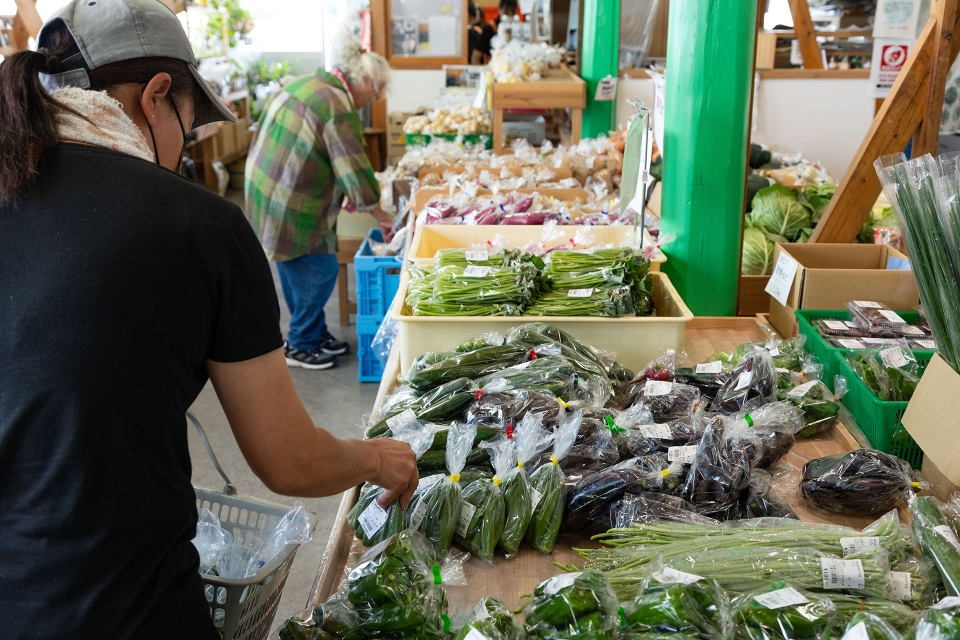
[318,331,350,356]
[284,341,337,370]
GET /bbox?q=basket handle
[187,411,237,496]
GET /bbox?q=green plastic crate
[833,349,930,469]
[795,309,935,392]
[404,132,492,149]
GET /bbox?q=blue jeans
[276,253,339,351]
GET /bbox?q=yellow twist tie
[517,461,524,469]
[556,397,568,409]
[493,476,501,486]
[550,454,559,466]
[913,482,923,489]
[661,469,670,477]
[450,474,461,483]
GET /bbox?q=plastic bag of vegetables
[347,419,435,546]
[406,345,531,390]
[710,348,777,414]
[522,571,620,639]
[406,423,477,554]
[844,346,919,402]
[455,596,525,640]
[779,380,841,438]
[736,469,799,520]
[366,377,479,438]
[621,380,702,422]
[455,436,512,562]
[474,356,577,402]
[623,569,732,639]
[606,492,722,529]
[505,323,612,388]
[527,410,582,554]
[279,594,362,640]
[681,415,759,520]
[732,582,836,640]
[840,612,904,640]
[499,413,552,556]
[800,449,920,516]
[910,496,960,597]
[911,597,960,639]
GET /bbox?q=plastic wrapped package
[623,569,732,639]
[731,401,804,468]
[800,449,920,516]
[844,346,920,401]
[779,380,842,438]
[406,345,531,390]
[406,423,477,554]
[498,414,552,556]
[463,597,525,640]
[605,492,722,529]
[366,377,478,438]
[911,597,960,639]
[737,469,799,520]
[544,266,629,291]
[474,356,578,401]
[849,300,909,332]
[673,368,732,404]
[278,593,361,640]
[434,247,519,269]
[681,415,758,520]
[732,582,836,640]
[710,349,778,414]
[525,285,638,317]
[911,496,960,597]
[621,380,702,421]
[456,331,507,353]
[527,411,582,554]
[429,263,541,305]
[522,571,620,639]
[456,437,514,563]
[193,508,233,574]
[815,318,867,338]
[828,597,917,635]
[370,314,398,369]
[505,323,612,382]
[839,612,904,640]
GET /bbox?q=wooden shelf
[760,28,873,39]
[757,68,870,79]
[491,66,586,154]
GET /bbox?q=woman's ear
[139,72,174,123]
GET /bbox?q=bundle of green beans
[525,286,636,317]
[828,596,918,633]
[405,266,438,308]
[431,264,541,305]
[434,247,521,268]
[544,267,627,290]
[412,301,524,316]
[545,247,636,273]
[910,496,960,596]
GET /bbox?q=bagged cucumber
[527,410,582,554]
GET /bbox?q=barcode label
[735,371,754,390]
[880,347,910,369]
[769,347,780,357]
[696,361,723,374]
[463,629,489,640]
[465,250,488,261]
[752,586,810,610]
[456,501,476,537]
[788,380,818,399]
[358,500,389,538]
[567,288,594,298]
[854,300,882,308]
[934,525,960,552]
[824,320,849,331]
[387,409,418,430]
[543,572,579,596]
[879,309,906,324]
[651,567,703,585]
[821,558,865,590]
[862,338,899,345]
[638,423,673,439]
[901,325,924,336]
[916,339,937,349]
[464,266,493,277]
[887,571,911,601]
[668,445,699,464]
[644,380,673,396]
[840,536,880,556]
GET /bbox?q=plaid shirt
[245,70,380,261]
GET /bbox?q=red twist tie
[529,349,538,360]
[475,388,483,400]
[506,424,514,439]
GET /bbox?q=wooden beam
[786,0,823,69]
[14,0,40,40]
[369,0,387,132]
[810,12,960,243]
[915,0,957,156]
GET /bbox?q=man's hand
[371,206,396,243]
[368,437,419,509]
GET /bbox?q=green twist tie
[618,606,627,627]
[603,415,626,435]
[573,372,579,387]
[432,565,442,584]
[442,614,451,634]
[744,413,754,427]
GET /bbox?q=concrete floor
[187,191,379,627]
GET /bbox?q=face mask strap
[168,94,188,175]
[140,87,190,172]
[139,88,161,166]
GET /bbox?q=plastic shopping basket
[189,412,316,640]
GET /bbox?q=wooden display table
[307,316,883,613]
[492,66,586,154]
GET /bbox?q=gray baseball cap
[38,0,237,128]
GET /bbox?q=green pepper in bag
[839,612,903,640]
[625,573,731,639]
[499,413,552,556]
[732,582,836,640]
[455,436,512,562]
[470,596,525,640]
[910,598,960,639]
[523,570,619,639]
[526,410,582,554]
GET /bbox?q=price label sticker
[544,572,580,596]
[530,488,544,511]
[463,629,490,640]
[639,423,673,439]
[821,558,865,590]
[886,571,912,601]
[843,621,870,640]
[463,265,493,277]
[765,252,800,306]
[465,250,489,262]
[667,445,699,464]
[840,536,881,556]
[932,596,960,610]
[854,300,883,308]
[880,347,910,369]
[651,567,703,585]
[568,288,594,298]
[901,325,925,336]
[473,600,491,621]
[752,586,810,610]
[386,409,418,431]
[769,346,780,357]
[696,361,723,374]
[837,339,865,349]
[410,499,429,530]
[934,525,960,552]
[862,338,899,346]
[359,537,393,563]
[788,380,818,400]
[418,474,444,490]
[594,75,618,101]
[735,370,754,391]
[456,501,477,537]
[644,380,674,396]
[916,339,937,349]
[879,309,906,324]
[824,320,849,331]
[357,500,389,538]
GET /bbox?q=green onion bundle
[525,286,636,317]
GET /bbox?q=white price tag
[418,474,444,490]
[843,621,870,640]
[887,571,912,601]
[463,629,490,640]
[530,487,544,511]
[752,586,810,610]
[787,380,818,400]
[473,599,491,621]
[916,339,937,349]
[696,361,723,374]
[879,309,906,324]
[651,567,703,585]
[933,596,960,610]
[934,525,960,552]
[854,300,883,308]
[463,266,493,277]
[359,537,393,563]
[639,423,673,439]
[357,500,389,538]
[862,338,899,346]
[769,347,781,357]
[410,499,429,530]
[840,537,881,556]
[668,445,699,464]
[567,288,594,298]
[901,325,925,336]
[644,380,674,396]
[765,252,800,306]
[824,320,849,331]
[880,347,910,369]
[544,572,579,596]
[821,558,866,590]
[465,250,489,262]
[735,371,754,391]
[594,75,618,101]
[386,409,418,431]
[456,501,476,537]
[838,339,865,348]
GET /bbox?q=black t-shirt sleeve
[478,24,496,55]
[206,212,283,363]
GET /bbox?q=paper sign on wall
[874,0,921,39]
[595,75,618,101]
[869,39,913,99]
[765,252,800,306]
[651,71,666,158]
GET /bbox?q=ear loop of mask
[139,87,189,172]
[168,94,187,174]
[140,88,161,166]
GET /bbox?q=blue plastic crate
[357,318,384,383]
[355,228,403,323]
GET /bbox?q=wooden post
[786,0,823,69]
[13,0,40,41]
[915,0,957,156]
[369,0,388,133]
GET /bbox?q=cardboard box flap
[902,353,960,485]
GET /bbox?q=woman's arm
[206,349,418,508]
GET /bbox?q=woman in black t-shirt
[0,1,418,638]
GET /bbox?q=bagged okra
[732,582,836,640]
[623,565,732,639]
[499,413,552,556]
[523,570,619,639]
[526,410,582,554]
[347,419,435,547]
[840,612,904,640]
[911,597,960,639]
[455,436,512,563]
[406,422,477,555]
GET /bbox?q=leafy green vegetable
[801,183,837,224]
[742,227,776,276]
[748,184,813,242]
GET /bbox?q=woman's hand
[371,206,396,243]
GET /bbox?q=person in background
[468,1,487,65]
[476,0,520,61]
[245,41,394,371]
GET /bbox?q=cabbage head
[802,182,837,224]
[742,227,775,275]
[748,184,813,242]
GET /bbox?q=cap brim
[189,65,238,128]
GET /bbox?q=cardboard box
[768,243,917,338]
[387,110,418,165]
[502,114,547,145]
[920,454,959,502]
[738,275,772,317]
[904,353,960,489]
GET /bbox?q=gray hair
[336,40,391,93]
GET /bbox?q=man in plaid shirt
[246,44,393,370]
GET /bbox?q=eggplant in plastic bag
[800,449,919,516]
[681,416,757,520]
[622,380,702,421]
[527,411,582,554]
[736,469,799,520]
[710,349,777,414]
[605,492,721,529]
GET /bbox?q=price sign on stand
[594,75,618,101]
[765,252,799,306]
[619,100,653,247]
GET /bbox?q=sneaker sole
[285,357,337,370]
[320,346,350,356]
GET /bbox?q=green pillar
[660,0,757,316]
[580,0,620,138]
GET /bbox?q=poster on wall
[868,39,912,98]
[873,0,921,39]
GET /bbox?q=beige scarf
[53,87,155,163]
